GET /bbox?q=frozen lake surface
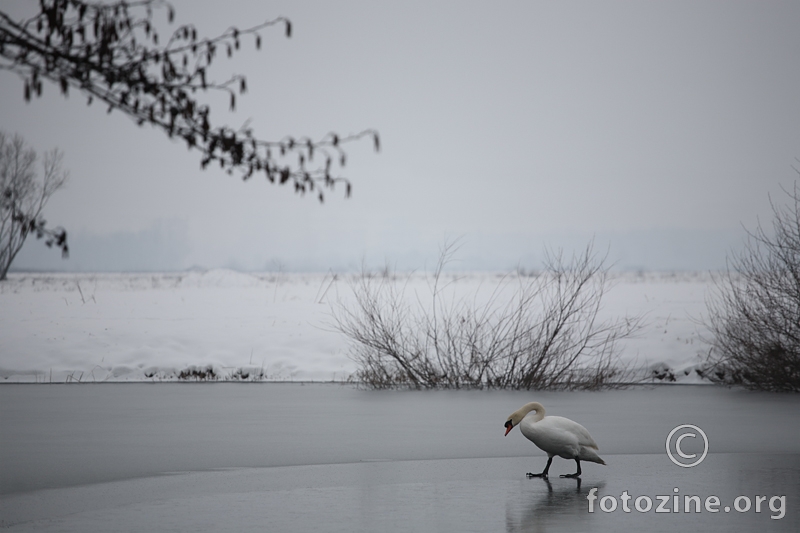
[1,384,799,531]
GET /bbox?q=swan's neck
[519,402,545,423]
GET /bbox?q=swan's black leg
[560,459,581,478]
[526,456,553,479]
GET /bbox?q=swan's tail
[580,446,606,465]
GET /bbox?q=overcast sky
[4,0,800,272]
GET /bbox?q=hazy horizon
[11,224,745,273]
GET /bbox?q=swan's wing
[545,416,600,450]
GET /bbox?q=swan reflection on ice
[505,477,607,533]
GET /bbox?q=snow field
[0,269,713,383]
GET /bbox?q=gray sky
[4,0,800,272]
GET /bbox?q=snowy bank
[0,270,714,384]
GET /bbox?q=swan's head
[504,410,526,436]
[504,402,545,436]
[503,417,517,436]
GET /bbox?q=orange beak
[504,421,513,436]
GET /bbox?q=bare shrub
[332,242,641,390]
[177,365,218,381]
[704,184,800,392]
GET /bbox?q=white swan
[504,402,605,478]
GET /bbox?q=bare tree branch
[0,0,379,202]
[0,131,68,280]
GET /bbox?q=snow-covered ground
[0,269,714,383]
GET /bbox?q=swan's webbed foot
[559,459,582,478]
[526,457,553,479]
